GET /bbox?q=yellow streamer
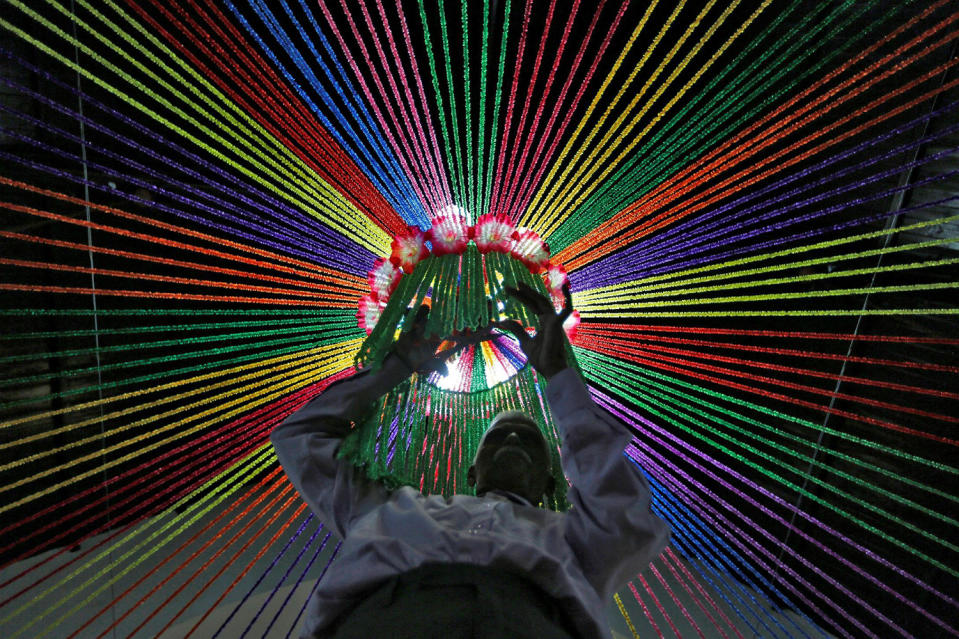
[613,592,642,639]
[1,338,360,430]
[4,444,281,633]
[0,345,355,514]
[40,473,297,638]
[2,4,389,254]
[520,0,665,232]
[542,1,775,237]
[84,0,387,249]
[0,341,359,465]
[534,0,733,237]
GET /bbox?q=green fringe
[338,366,571,511]
[345,245,583,510]
[355,245,546,371]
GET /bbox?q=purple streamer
[591,389,857,636]
[263,530,334,638]
[615,135,959,285]
[0,147,366,275]
[636,98,959,259]
[383,412,400,466]
[589,386,958,636]
[640,128,959,267]
[239,524,329,639]
[0,77,363,261]
[577,141,959,289]
[645,453,855,639]
[573,176,959,293]
[1,48,368,257]
[283,540,342,639]
[211,514,317,639]
[1,49,374,273]
[602,376,959,615]
[0,104,359,269]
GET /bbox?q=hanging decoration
[343,215,579,509]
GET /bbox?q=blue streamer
[261,530,334,638]
[644,469,821,638]
[222,0,430,227]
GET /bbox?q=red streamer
[122,0,406,237]
[560,3,959,269]
[578,337,959,446]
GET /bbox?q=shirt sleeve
[548,368,671,599]
[270,363,405,539]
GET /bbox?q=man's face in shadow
[467,411,555,504]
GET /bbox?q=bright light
[427,331,527,392]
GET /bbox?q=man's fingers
[505,284,552,315]
[495,320,533,348]
[405,304,430,339]
[414,303,430,325]
[454,326,494,346]
[436,341,468,361]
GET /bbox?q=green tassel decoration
[344,245,578,511]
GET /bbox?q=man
[271,283,670,638]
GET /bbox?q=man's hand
[390,304,482,377]
[496,282,573,380]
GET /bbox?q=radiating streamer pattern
[1,1,957,637]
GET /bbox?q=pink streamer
[320,0,438,213]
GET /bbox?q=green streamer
[482,0,510,215]
[435,0,469,211]
[585,350,959,520]
[418,0,461,209]
[356,247,552,368]
[338,366,569,511]
[0,309,351,316]
[573,346,957,474]
[577,348,959,579]
[547,0,887,249]
[346,246,578,508]
[463,0,474,216]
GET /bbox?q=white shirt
[271,365,670,638]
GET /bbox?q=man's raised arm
[547,368,670,599]
[498,282,670,597]
[271,305,458,538]
[270,355,409,539]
